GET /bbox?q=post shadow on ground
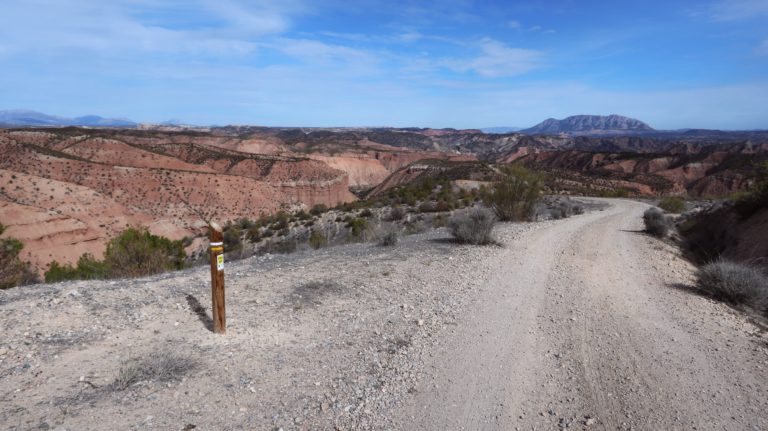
[619,228,648,235]
[667,282,702,296]
[185,294,213,332]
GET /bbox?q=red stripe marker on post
[209,222,226,334]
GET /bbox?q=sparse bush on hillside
[270,211,290,230]
[432,213,448,228]
[696,260,768,315]
[598,188,631,198]
[47,227,187,282]
[379,230,399,247]
[265,238,297,254]
[347,217,369,239]
[734,161,768,218]
[45,261,77,283]
[308,229,327,249]
[44,249,141,283]
[448,208,496,245]
[643,207,674,238]
[104,227,185,278]
[0,224,38,289]
[388,206,406,221]
[418,201,437,213]
[658,196,685,213]
[484,165,541,222]
[222,225,243,252]
[310,204,328,216]
[404,221,425,235]
[246,226,262,242]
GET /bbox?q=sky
[0,0,767,129]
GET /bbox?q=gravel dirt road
[396,199,768,430]
[1,198,766,430]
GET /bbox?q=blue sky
[1,0,766,129]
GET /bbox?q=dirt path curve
[394,199,768,430]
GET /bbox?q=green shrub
[379,230,398,247]
[404,221,424,235]
[270,211,290,230]
[696,260,768,315]
[310,204,328,216]
[388,206,406,221]
[418,201,437,213]
[658,197,685,213]
[0,224,38,288]
[643,207,674,238]
[448,208,496,245]
[104,227,185,278]
[45,261,79,283]
[73,253,109,280]
[222,226,243,251]
[308,230,327,249]
[734,161,768,218]
[246,226,262,242]
[347,218,368,238]
[484,165,541,222]
[432,213,448,228]
[266,238,297,254]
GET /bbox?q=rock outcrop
[522,114,654,135]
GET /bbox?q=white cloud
[274,39,379,69]
[447,38,543,77]
[708,0,768,21]
[757,39,768,56]
[0,0,303,56]
[508,20,521,29]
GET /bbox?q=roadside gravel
[1,198,766,430]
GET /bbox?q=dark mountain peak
[523,114,654,135]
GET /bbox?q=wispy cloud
[757,39,768,56]
[707,0,768,21]
[274,38,379,71]
[0,0,303,56]
[447,38,543,78]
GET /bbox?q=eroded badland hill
[1,126,766,273]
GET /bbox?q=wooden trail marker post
[209,223,226,334]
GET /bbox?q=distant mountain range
[521,114,654,135]
[2,110,764,139]
[0,110,137,127]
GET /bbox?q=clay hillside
[0,127,474,272]
[1,125,767,273]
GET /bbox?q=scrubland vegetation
[45,227,185,282]
[3,163,584,287]
[643,207,674,238]
[644,162,768,320]
[696,260,768,317]
[0,224,37,289]
[658,196,685,213]
[448,208,496,245]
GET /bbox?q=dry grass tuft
[112,349,198,391]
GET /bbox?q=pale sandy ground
[1,199,767,430]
